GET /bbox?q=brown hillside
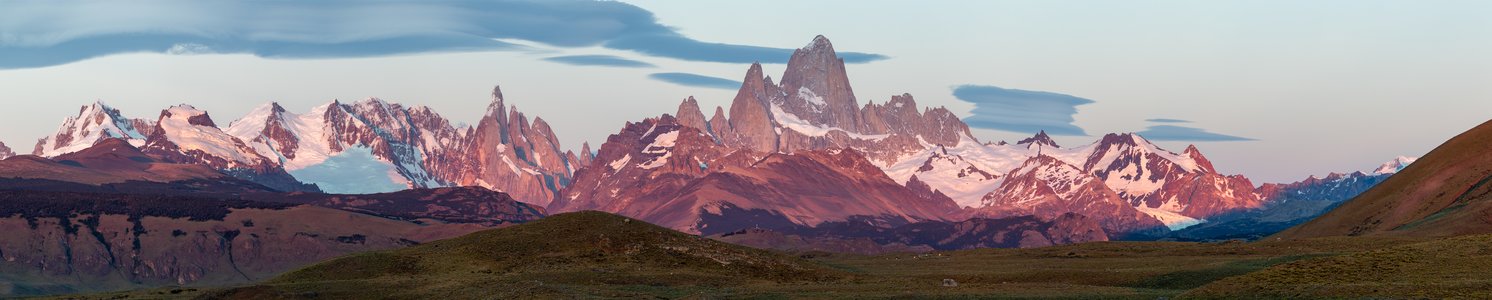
[1276,119,1492,239]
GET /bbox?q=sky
[0,0,1488,183]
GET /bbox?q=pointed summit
[1017,130,1061,148]
[675,96,709,133]
[780,35,860,129]
[805,34,835,51]
[0,141,13,159]
[34,101,151,157]
[1182,144,1218,173]
[728,61,778,153]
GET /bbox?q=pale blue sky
[0,0,1488,183]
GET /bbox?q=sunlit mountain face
[0,1,1487,298]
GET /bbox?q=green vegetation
[1185,234,1492,299]
[37,212,1492,299]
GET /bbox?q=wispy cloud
[952,85,1094,136]
[0,0,887,69]
[650,73,741,90]
[1137,125,1255,142]
[543,55,655,68]
[1145,118,1192,123]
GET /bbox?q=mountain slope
[0,138,229,186]
[0,143,545,297]
[968,155,1167,237]
[1276,119,1492,239]
[0,189,491,297]
[1169,171,1392,241]
[206,211,844,299]
[553,114,958,235]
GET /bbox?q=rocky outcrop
[0,141,13,159]
[777,35,860,130]
[712,36,977,165]
[726,63,780,154]
[459,86,575,206]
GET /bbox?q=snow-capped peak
[154,104,263,167]
[1017,130,1060,148]
[1373,156,1418,175]
[34,101,150,157]
[224,102,285,138]
[804,34,834,51]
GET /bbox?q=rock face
[706,36,976,165]
[459,86,575,206]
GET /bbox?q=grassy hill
[1276,119,1492,239]
[1184,234,1492,299]
[200,211,845,299]
[42,212,1492,299]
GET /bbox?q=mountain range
[14,36,1409,242]
[0,35,1437,297]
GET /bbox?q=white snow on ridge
[1373,156,1418,175]
[226,101,451,190]
[36,102,149,157]
[879,136,1031,208]
[798,87,826,111]
[608,154,632,172]
[637,130,679,170]
[159,105,260,167]
[769,103,889,141]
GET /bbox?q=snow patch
[1373,156,1418,175]
[637,130,679,169]
[798,87,826,111]
[287,146,410,194]
[1135,204,1205,230]
[159,105,260,166]
[770,103,889,141]
[608,154,632,171]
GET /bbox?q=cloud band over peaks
[0,0,887,69]
[953,85,1094,136]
